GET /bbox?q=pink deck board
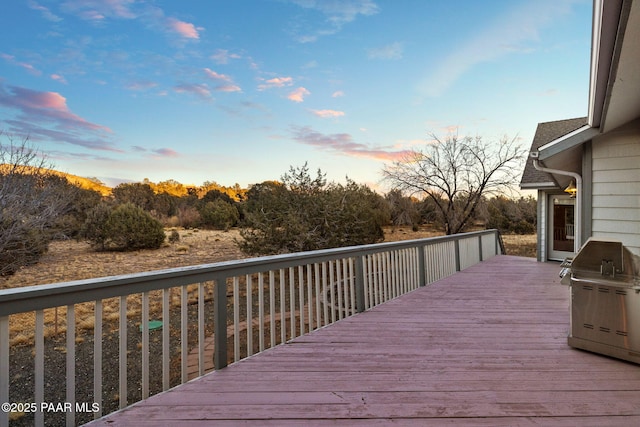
[88,256,640,426]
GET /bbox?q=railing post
[418,245,426,287]
[478,235,484,262]
[454,239,461,272]
[214,275,228,370]
[355,256,366,313]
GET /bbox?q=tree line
[1,133,532,277]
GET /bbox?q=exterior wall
[591,120,640,255]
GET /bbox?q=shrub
[177,206,202,229]
[485,195,536,234]
[168,229,180,243]
[105,203,165,250]
[81,202,114,250]
[239,164,388,255]
[199,199,239,230]
[82,203,165,251]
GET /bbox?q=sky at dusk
[0,0,592,190]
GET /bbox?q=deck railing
[0,229,501,427]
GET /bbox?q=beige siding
[591,121,640,255]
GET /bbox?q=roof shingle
[520,117,587,189]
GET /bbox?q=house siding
[591,121,640,255]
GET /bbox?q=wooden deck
[88,256,640,426]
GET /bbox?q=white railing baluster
[342,259,349,316]
[381,252,388,301]
[258,273,265,352]
[413,248,419,289]
[365,255,372,309]
[289,267,296,338]
[322,262,328,326]
[233,277,240,361]
[269,271,276,347]
[336,260,343,320]
[348,258,356,316]
[306,265,313,332]
[279,269,286,343]
[314,263,321,328]
[373,254,380,306]
[66,304,75,427]
[383,252,389,302]
[119,296,127,409]
[247,275,253,356]
[298,266,305,334]
[142,292,149,399]
[400,250,406,294]
[94,301,103,418]
[162,289,170,389]
[35,310,44,425]
[198,283,205,376]
[396,250,401,295]
[399,250,405,294]
[180,286,187,384]
[381,253,387,303]
[329,261,336,324]
[409,248,414,289]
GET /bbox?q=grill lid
[571,238,640,285]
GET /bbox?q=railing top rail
[0,229,499,316]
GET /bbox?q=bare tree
[0,134,77,276]
[382,134,525,235]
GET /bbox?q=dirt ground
[2,227,536,290]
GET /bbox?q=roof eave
[536,125,599,161]
[519,182,558,190]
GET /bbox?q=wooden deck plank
[88,256,640,426]
[85,416,640,427]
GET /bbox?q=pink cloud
[166,17,200,39]
[291,125,413,161]
[258,77,293,91]
[204,68,232,82]
[0,84,118,152]
[203,69,241,92]
[50,74,68,84]
[152,148,179,157]
[311,109,345,118]
[173,83,212,100]
[288,87,310,103]
[215,84,241,93]
[0,85,111,133]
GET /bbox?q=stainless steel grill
[562,238,640,364]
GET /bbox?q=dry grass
[1,228,245,290]
[2,227,537,291]
[502,233,537,258]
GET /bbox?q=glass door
[548,195,575,260]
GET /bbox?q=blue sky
[0,0,592,190]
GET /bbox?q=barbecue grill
[562,238,640,364]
